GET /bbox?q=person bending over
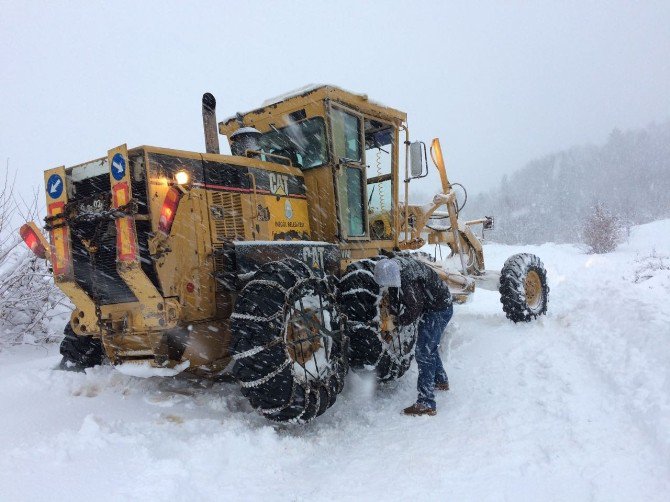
[374,257,453,416]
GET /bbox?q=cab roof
[219,84,407,137]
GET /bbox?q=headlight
[175,170,190,185]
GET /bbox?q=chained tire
[499,253,549,322]
[59,324,105,371]
[339,258,418,382]
[230,258,348,423]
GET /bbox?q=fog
[1,1,669,214]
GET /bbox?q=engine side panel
[233,241,340,279]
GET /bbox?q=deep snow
[1,221,669,501]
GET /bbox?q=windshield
[257,117,327,169]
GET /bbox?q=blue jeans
[416,305,453,410]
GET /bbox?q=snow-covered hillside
[1,221,669,501]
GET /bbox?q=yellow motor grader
[21,85,548,422]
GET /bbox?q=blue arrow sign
[46,174,63,199]
[111,153,126,181]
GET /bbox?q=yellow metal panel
[430,138,450,193]
[43,165,98,331]
[303,166,337,241]
[152,189,217,322]
[261,194,310,240]
[44,166,71,279]
[108,145,139,262]
[107,145,175,330]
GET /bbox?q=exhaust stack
[202,92,220,154]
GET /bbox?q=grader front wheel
[499,253,549,322]
[59,324,104,371]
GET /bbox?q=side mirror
[409,141,427,178]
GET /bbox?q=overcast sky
[1,1,669,214]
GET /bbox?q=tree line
[464,120,670,244]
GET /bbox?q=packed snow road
[1,221,669,501]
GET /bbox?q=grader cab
[21,85,549,423]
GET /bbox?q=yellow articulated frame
[107,145,180,331]
[427,223,485,266]
[43,165,98,335]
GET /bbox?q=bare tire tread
[59,325,104,371]
[499,253,549,322]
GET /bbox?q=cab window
[337,166,365,236]
[331,106,366,238]
[257,117,327,169]
[331,108,362,163]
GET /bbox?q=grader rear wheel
[230,259,347,423]
[499,253,549,322]
[59,324,104,371]
[339,258,418,381]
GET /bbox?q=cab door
[329,104,369,241]
[363,117,396,241]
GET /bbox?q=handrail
[400,124,410,242]
[366,173,393,185]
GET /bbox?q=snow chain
[239,359,291,388]
[231,337,283,361]
[44,199,139,233]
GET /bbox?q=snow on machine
[21,85,549,422]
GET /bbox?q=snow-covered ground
[1,221,669,501]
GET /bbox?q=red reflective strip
[115,218,137,262]
[47,202,71,276]
[112,183,137,262]
[112,181,129,208]
[47,201,64,216]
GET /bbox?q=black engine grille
[70,173,137,305]
[65,156,164,305]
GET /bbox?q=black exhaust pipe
[202,92,220,155]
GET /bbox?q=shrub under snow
[0,246,68,346]
[0,169,68,347]
[582,203,624,254]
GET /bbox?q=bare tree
[0,164,68,347]
[582,202,624,254]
